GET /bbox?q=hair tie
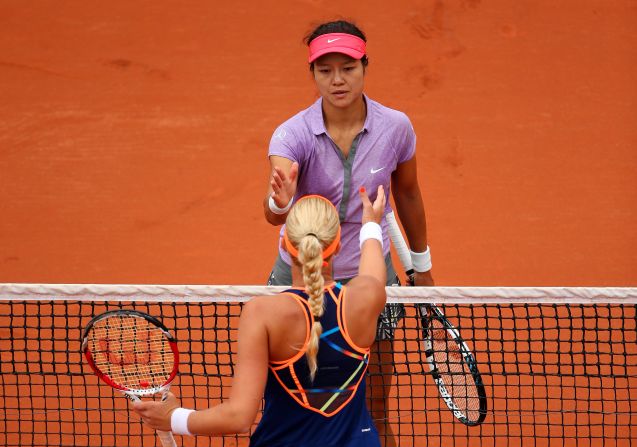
[306,233,319,239]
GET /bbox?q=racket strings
[88,315,174,390]
[430,319,482,421]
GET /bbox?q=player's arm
[263,156,299,226]
[132,299,269,435]
[346,186,388,347]
[186,298,269,434]
[391,155,434,286]
[357,185,387,288]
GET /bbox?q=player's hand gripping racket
[386,211,487,426]
[81,309,180,446]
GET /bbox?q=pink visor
[308,33,366,63]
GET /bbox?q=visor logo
[327,38,340,44]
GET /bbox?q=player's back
[249,283,380,447]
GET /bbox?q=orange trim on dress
[266,283,368,417]
[268,292,312,367]
[337,286,371,355]
[288,365,310,406]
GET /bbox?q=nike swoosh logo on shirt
[327,38,340,43]
[370,167,385,174]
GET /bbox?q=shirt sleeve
[396,113,417,164]
[268,124,305,164]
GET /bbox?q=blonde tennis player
[133,186,387,446]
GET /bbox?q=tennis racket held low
[385,210,487,426]
[81,309,180,447]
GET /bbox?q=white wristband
[269,195,293,215]
[410,246,432,272]
[171,407,195,436]
[360,222,383,249]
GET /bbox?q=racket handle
[157,387,178,446]
[386,211,415,285]
[157,429,178,447]
[125,392,178,447]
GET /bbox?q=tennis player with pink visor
[263,20,434,447]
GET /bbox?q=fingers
[358,186,372,207]
[373,185,386,210]
[289,162,299,183]
[271,169,283,191]
[131,397,176,432]
[270,165,297,208]
[359,185,385,225]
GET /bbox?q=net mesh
[0,284,636,447]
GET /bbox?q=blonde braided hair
[284,196,340,381]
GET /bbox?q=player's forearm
[358,239,386,285]
[263,195,288,225]
[393,189,428,252]
[187,400,257,436]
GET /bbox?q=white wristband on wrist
[171,407,195,436]
[410,246,432,272]
[268,195,293,215]
[360,222,383,249]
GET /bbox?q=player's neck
[322,95,366,132]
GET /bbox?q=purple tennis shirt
[269,95,416,279]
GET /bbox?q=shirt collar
[309,94,372,136]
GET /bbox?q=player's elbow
[226,401,259,434]
[230,411,257,434]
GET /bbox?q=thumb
[131,400,148,412]
[373,185,386,210]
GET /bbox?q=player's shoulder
[274,99,322,138]
[246,292,306,317]
[343,276,386,312]
[366,97,413,136]
[367,97,411,122]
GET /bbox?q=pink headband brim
[308,33,366,63]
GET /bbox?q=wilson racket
[81,309,180,446]
[386,211,487,425]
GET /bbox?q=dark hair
[304,20,369,70]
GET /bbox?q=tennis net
[0,284,636,447]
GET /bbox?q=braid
[284,195,340,382]
[298,235,325,381]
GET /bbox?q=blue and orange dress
[249,283,380,447]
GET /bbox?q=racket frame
[386,210,488,426]
[81,309,180,446]
[82,309,179,395]
[419,303,488,426]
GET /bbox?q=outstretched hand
[131,392,180,432]
[359,185,386,225]
[270,162,299,209]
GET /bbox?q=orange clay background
[1,1,636,286]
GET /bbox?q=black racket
[81,309,180,446]
[386,211,487,426]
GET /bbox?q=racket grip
[386,211,415,285]
[157,429,178,447]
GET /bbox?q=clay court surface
[0,1,635,446]
[0,0,635,286]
